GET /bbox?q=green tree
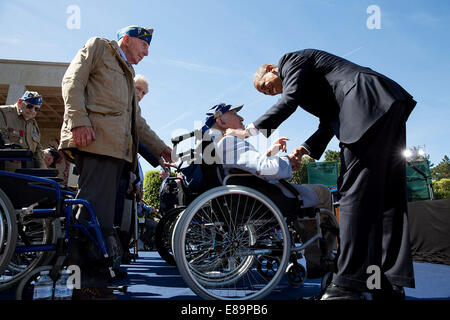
[431,155,450,181]
[143,170,163,208]
[324,149,340,170]
[290,155,316,185]
[432,178,450,200]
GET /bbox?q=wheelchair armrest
[224,169,304,210]
[222,168,255,186]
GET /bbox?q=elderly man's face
[217,110,245,130]
[18,99,39,121]
[254,67,283,96]
[135,80,149,102]
[123,36,149,65]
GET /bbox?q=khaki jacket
[59,37,167,169]
[0,104,46,170]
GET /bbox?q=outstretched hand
[288,154,302,171]
[159,147,178,170]
[266,137,289,156]
[288,146,310,171]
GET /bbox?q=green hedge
[143,170,164,208]
[433,178,450,200]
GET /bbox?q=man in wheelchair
[0,91,46,171]
[200,103,338,280]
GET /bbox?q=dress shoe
[320,283,364,300]
[392,285,406,300]
[370,285,406,301]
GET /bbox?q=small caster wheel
[286,263,306,287]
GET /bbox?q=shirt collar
[118,48,130,66]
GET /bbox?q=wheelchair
[156,130,340,300]
[0,141,113,299]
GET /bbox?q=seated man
[202,103,337,278]
[0,91,46,171]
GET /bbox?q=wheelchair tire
[154,207,185,266]
[0,188,17,276]
[286,262,307,287]
[173,185,290,300]
[0,217,59,292]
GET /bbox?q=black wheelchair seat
[0,149,33,159]
[221,168,316,218]
[15,168,59,178]
[0,173,61,209]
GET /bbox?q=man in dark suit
[244,49,416,300]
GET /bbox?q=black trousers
[74,152,126,236]
[333,101,415,291]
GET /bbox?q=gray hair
[134,74,149,85]
[254,64,274,82]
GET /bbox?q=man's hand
[72,126,96,147]
[287,146,310,171]
[159,147,178,170]
[288,154,302,171]
[160,147,173,162]
[293,145,310,159]
[266,137,289,156]
[158,157,178,170]
[224,128,250,139]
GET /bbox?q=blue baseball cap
[117,25,153,45]
[203,103,243,132]
[20,91,42,106]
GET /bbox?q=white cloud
[409,12,440,27]
[159,110,194,130]
[342,46,363,58]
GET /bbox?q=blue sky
[1,0,449,174]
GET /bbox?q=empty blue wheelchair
[0,141,110,299]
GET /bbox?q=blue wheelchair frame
[0,151,108,264]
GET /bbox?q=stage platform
[1,250,449,300]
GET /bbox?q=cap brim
[229,104,243,113]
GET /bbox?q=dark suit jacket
[138,141,160,168]
[253,49,416,159]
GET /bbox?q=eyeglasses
[24,103,41,112]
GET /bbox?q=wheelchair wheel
[0,217,59,291]
[0,188,17,276]
[173,185,290,300]
[256,255,281,281]
[154,207,185,266]
[286,262,307,287]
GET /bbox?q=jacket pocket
[97,59,129,105]
[86,104,123,116]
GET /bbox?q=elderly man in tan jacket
[0,91,46,171]
[59,25,172,297]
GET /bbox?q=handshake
[287,146,309,171]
